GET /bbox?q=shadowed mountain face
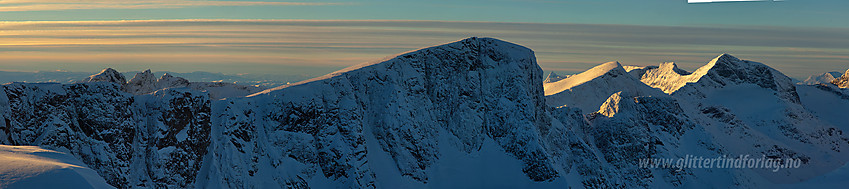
[1,37,848,188]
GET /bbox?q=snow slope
[0,145,114,189]
[796,84,849,130]
[781,162,849,188]
[544,61,665,112]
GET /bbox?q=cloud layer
[0,0,341,12]
[1,20,847,78]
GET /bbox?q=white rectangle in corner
[688,0,772,3]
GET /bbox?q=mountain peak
[317,37,523,79]
[159,73,177,80]
[544,60,664,112]
[83,68,126,84]
[715,53,738,61]
[701,53,770,73]
[832,68,849,88]
[251,37,534,96]
[125,70,158,94]
[800,71,842,85]
[702,54,783,87]
[600,61,623,70]
[598,91,629,117]
[127,70,155,84]
[658,62,690,75]
[654,54,802,103]
[156,73,190,88]
[639,54,785,95]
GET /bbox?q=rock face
[0,82,211,188]
[1,37,600,188]
[125,70,159,95]
[211,37,589,188]
[1,38,848,188]
[586,91,710,188]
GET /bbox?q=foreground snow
[0,145,114,189]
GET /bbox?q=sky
[1,0,848,79]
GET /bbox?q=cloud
[0,20,847,78]
[0,0,343,12]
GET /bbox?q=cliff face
[1,37,603,188]
[0,82,211,188]
[204,37,596,188]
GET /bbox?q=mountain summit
[82,68,126,84]
[544,61,664,112]
[251,37,536,96]
[832,69,849,88]
[800,71,842,85]
[635,53,800,103]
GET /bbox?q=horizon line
[2,19,847,30]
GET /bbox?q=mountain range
[0,70,308,88]
[1,37,848,188]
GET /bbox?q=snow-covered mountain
[0,70,301,88]
[1,37,848,188]
[544,61,665,112]
[81,68,127,84]
[634,54,848,183]
[89,69,267,99]
[832,69,849,88]
[799,71,842,85]
[543,53,849,187]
